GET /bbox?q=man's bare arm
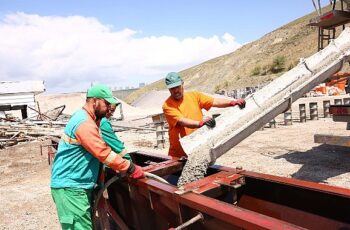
[213,98,246,109]
[177,117,201,128]
[177,117,216,128]
[212,98,232,108]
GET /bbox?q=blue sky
[0,0,330,93]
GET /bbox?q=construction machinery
[309,0,350,50]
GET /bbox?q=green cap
[86,84,119,105]
[165,72,183,89]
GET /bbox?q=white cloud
[0,12,241,93]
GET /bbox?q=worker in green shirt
[51,84,143,230]
[100,101,132,161]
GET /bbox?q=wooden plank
[314,134,350,147]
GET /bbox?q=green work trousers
[51,188,93,230]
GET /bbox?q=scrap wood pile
[111,122,158,132]
[0,103,71,149]
[0,120,64,149]
[27,104,67,121]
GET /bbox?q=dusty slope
[125,5,349,104]
[131,90,169,114]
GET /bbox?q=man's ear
[87,97,97,106]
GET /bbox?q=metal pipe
[312,0,321,16]
[144,172,170,184]
[170,213,204,230]
[92,175,130,230]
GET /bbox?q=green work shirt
[100,117,132,161]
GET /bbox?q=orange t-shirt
[162,91,214,157]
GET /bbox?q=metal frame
[309,0,350,50]
[95,151,350,229]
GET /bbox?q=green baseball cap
[165,72,183,89]
[86,84,119,105]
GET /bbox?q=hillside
[125,5,346,104]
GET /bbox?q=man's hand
[128,163,145,179]
[230,99,246,109]
[199,117,216,128]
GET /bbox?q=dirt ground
[0,139,59,229]
[0,116,349,229]
[216,117,350,188]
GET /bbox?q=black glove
[199,117,216,128]
[230,99,246,109]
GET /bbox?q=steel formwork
[93,151,350,230]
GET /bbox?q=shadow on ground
[274,144,350,184]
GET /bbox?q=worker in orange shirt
[162,72,246,158]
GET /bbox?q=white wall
[0,93,37,118]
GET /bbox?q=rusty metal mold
[93,151,350,229]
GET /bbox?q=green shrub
[223,80,229,88]
[288,60,299,70]
[214,85,221,93]
[251,66,261,76]
[261,65,270,75]
[270,55,286,73]
[288,63,294,70]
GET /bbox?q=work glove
[127,163,145,179]
[199,117,216,128]
[230,99,246,109]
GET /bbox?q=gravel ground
[216,118,350,188]
[0,117,349,229]
[0,140,59,230]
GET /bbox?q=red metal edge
[178,192,305,230]
[210,164,350,198]
[130,174,305,230]
[330,105,350,116]
[139,154,350,199]
[320,12,334,21]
